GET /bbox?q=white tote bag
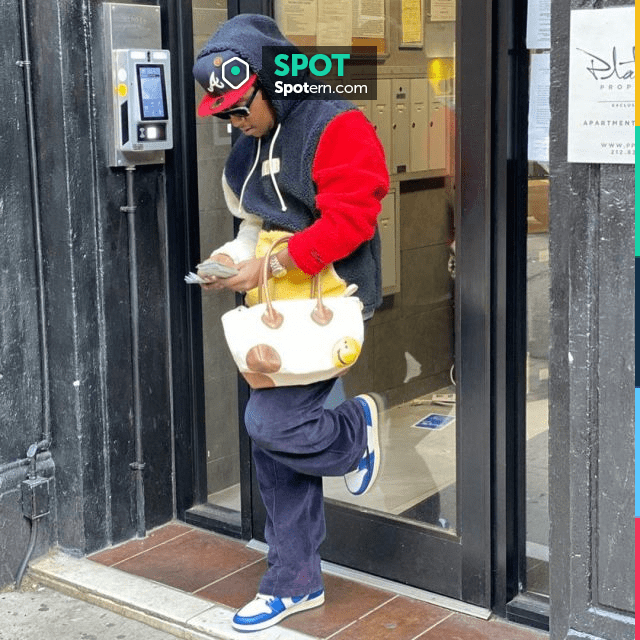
[221,237,364,389]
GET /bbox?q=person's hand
[229,257,266,293]
[197,254,236,292]
[198,255,266,294]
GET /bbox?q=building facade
[0,1,633,639]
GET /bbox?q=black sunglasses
[214,85,260,120]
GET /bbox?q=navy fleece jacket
[196,15,389,317]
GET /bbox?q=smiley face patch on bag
[332,337,361,368]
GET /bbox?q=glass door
[186,0,496,608]
[241,1,495,607]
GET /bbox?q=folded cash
[184,272,205,284]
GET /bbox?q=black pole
[18,0,51,449]
[122,166,146,538]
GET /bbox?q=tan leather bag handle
[260,236,334,329]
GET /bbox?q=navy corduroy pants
[244,378,367,597]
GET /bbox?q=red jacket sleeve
[287,109,390,275]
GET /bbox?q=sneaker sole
[231,592,325,632]
[356,394,381,496]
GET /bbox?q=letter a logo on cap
[207,72,225,92]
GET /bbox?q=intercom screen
[137,65,167,120]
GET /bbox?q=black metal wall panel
[549,1,635,638]
[0,0,42,466]
[0,0,54,588]
[29,0,112,552]
[0,0,176,572]
[596,163,634,613]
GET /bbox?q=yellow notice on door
[401,0,422,46]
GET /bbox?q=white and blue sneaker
[344,394,381,496]
[232,589,325,631]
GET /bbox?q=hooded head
[193,15,308,123]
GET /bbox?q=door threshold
[185,503,242,539]
[246,539,492,621]
[506,593,550,632]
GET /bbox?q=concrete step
[29,550,316,640]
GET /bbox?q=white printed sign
[567,7,635,164]
[431,0,455,22]
[529,53,550,163]
[526,0,550,49]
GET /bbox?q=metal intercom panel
[102,3,173,166]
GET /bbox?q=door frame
[491,0,538,623]
[165,0,532,616]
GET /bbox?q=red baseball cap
[194,49,258,117]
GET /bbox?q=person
[193,14,389,632]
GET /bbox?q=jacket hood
[195,14,308,123]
